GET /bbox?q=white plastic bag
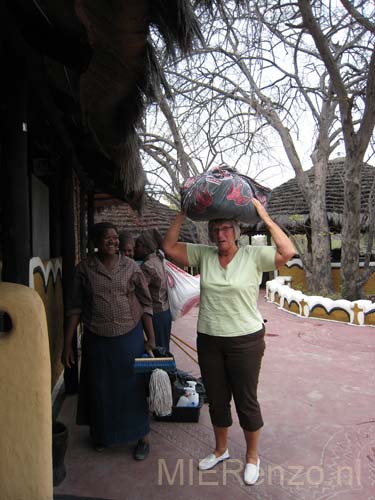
[165,260,200,321]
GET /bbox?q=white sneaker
[198,449,230,470]
[244,458,260,485]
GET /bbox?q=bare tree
[142,0,375,298]
[297,0,375,299]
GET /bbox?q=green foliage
[288,214,305,224]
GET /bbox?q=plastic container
[176,381,199,408]
[154,396,203,422]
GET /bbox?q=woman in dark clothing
[135,229,172,351]
[62,222,155,460]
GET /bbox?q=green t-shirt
[186,244,276,336]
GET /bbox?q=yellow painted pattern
[365,312,375,325]
[33,271,64,387]
[308,306,350,323]
[288,301,300,315]
[30,258,64,389]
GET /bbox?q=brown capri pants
[197,326,265,432]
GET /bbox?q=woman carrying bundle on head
[62,222,155,461]
[135,228,172,351]
[162,200,295,485]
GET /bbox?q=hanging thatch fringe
[76,0,225,207]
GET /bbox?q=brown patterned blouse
[66,254,153,337]
[140,252,170,314]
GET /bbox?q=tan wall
[0,282,53,500]
[278,265,307,290]
[280,261,375,296]
[332,268,375,296]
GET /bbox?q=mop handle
[143,331,155,357]
[171,333,197,353]
[171,336,199,365]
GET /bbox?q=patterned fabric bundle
[180,165,271,224]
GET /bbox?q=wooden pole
[87,191,95,255]
[1,41,30,285]
[49,169,63,258]
[61,157,79,394]
[80,188,86,260]
[87,191,95,230]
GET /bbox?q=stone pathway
[54,296,375,500]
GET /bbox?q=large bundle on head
[181,165,271,224]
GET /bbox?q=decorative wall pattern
[266,277,375,327]
[29,257,64,386]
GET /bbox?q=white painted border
[284,258,375,269]
[266,277,375,327]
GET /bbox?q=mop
[148,369,173,417]
[135,333,174,417]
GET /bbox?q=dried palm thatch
[7,0,249,208]
[74,0,207,209]
[266,158,375,233]
[75,0,250,209]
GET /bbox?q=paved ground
[54,294,375,500]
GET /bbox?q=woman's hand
[62,313,81,368]
[141,313,156,355]
[252,198,271,224]
[62,344,75,368]
[144,339,156,356]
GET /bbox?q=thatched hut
[266,158,374,236]
[259,158,375,295]
[94,195,198,243]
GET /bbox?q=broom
[134,351,176,373]
[133,333,176,373]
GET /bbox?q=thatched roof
[5,0,244,208]
[94,195,198,242]
[266,158,375,233]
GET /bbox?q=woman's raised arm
[162,212,189,267]
[252,198,295,269]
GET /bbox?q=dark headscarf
[136,228,163,255]
[119,231,134,249]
